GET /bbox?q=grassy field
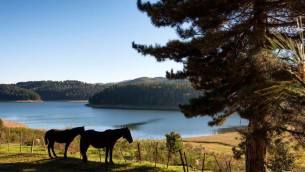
[1,120,305,171]
[0,143,195,172]
[183,132,241,155]
[0,134,243,172]
[0,153,182,172]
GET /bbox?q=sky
[0,0,182,84]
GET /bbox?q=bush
[165,131,183,154]
[267,139,295,172]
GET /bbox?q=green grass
[0,144,199,172]
[0,154,180,172]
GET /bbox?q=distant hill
[0,77,199,104]
[16,80,105,100]
[89,78,199,110]
[0,84,41,101]
[118,77,167,85]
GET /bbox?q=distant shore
[2,119,28,128]
[87,104,180,111]
[15,100,43,103]
[0,100,89,103]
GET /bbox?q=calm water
[0,102,247,139]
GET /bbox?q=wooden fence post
[31,139,35,153]
[226,159,232,172]
[179,150,186,172]
[154,142,158,167]
[213,154,222,172]
[201,153,206,172]
[167,151,171,168]
[19,132,22,153]
[7,128,10,152]
[0,132,2,150]
[137,142,141,163]
[184,152,189,172]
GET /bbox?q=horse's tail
[44,133,49,145]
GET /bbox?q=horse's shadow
[0,157,162,172]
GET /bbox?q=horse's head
[122,127,133,143]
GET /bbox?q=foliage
[165,132,183,153]
[266,17,305,87]
[133,0,305,171]
[16,80,105,100]
[89,80,199,108]
[0,84,41,101]
[267,139,295,172]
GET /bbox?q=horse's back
[82,130,110,148]
[45,128,76,143]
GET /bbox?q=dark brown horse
[44,126,85,159]
[80,127,133,164]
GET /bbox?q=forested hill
[16,81,105,100]
[0,78,199,103]
[89,79,199,110]
[0,84,41,101]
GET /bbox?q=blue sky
[0,0,182,84]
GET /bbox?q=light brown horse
[80,127,133,164]
[44,126,85,159]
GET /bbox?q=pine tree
[133,1,305,171]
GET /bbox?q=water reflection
[114,118,161,130]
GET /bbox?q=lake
[0,102,247,139]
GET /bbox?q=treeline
[89,80,199,109]
[0,84,41,101]
[0,78,199,103]
[16,81,105,100]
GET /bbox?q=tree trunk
[246,130,267,172]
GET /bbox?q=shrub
[267,139,295,172]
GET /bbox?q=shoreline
[2,119,28,128]
[0,100,89,103]
[0,100,43,103]
[0,119,239,141]
[15,100,43,103]
[87,104,180,111]
[0,119,240,154]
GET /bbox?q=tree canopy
[0,84,41,101]
[133,0,305,171]
[89,79,198,109]
[16,80,105,100]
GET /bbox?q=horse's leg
[47,144,53,158]
[105,147,109,164]
[64,142,71,159]
[50,141,58,158]
[109,145,114,164]
[81,145,89,163]
[80,139,89,163]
